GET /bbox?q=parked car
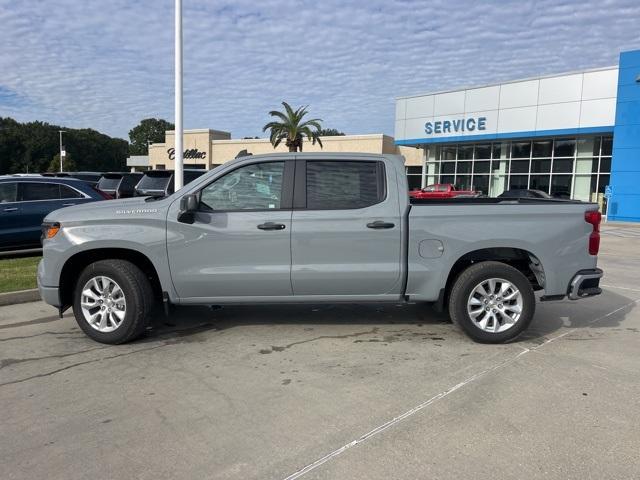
[134,169,206,197]
[43,172,103,186]
[38,153,603,345]
[409,183,478,199]
[97,172,143,199]
[0,176,108,251]
[498,189,552,199]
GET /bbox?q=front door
[167,159,294,300]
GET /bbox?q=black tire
[448,261,535,343]
[72,259,154,344]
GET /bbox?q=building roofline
[212,133,393,143]
[396,65,618,101]
[165,128,231,135]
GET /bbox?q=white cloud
[0,0,639,140]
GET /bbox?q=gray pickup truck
[37,153,603,344]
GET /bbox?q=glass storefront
[406,135,612,199]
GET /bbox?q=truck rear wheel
[449,261,535,343]
[72,259,154,344]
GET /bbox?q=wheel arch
[437,247,545,311]
[59,248,163,311]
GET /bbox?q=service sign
[424,117,487,135]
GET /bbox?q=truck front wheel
[72,259,154,344]
[449,261,535,343]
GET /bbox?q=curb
[0,289,41,307]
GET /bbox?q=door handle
[62,203,76,206]
[366,221,395,229]
[257,222,286,231]
[3,207,18,212]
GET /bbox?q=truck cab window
[306,161,384,209]
[200,161,284,211]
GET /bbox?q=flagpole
[174,0,183,189]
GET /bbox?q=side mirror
[177,193,198,224]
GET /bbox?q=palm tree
[262,102,323,152]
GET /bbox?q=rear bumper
[567,268,603,300]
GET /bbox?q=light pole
[174,0,184,189]
[58,130,66,172]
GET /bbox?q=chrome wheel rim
[80,276,126,333]
[467,278,523,333]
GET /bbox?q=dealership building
[395,49,640,222]
[130,49,640,222]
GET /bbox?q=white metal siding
[396,67,618,142]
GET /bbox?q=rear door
[290,158,402,296]
[0,182,22,249]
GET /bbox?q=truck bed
[405,198,598,302]
[410,197,584,205]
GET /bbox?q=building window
[414,135,612,201]
[510,175,528,190]
[456,175,472,190]
[441,162,455,174]
[552,158,573,173]
[474,144,491,160]
[473,161,490,174]
[533,141,552,158]
[510,160,529,174]
[529,175,550,192]
[406,166,422,190]
[531,158,551,173]
[551,175,572,199]
[456,161,472,174]
[473,175,489,195]
[511,142,531,159]
[458,146,473,160]
[553,139,575,157]
[439,147,457,161]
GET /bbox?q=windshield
[72,173,102,182]
[137,172,172,192]
[97,177,121,191]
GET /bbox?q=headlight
[41,222,61,243]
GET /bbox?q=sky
[1,0,639,141]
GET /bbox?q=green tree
[319,128,345,136]
[0,117,128,174]
[128,118,174,155]
[47,153,77,172]
[262,102,323,152]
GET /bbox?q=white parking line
[282,298,640,480]
[602,284,640,292]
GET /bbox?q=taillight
[585,210,601,255]
[92,186,113,200]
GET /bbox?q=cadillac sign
[167,148,207,160]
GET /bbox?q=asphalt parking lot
[1,224,639,480]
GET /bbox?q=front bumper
[568,268,603,300]
[38,284,61,307]
[37,259,61,307]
